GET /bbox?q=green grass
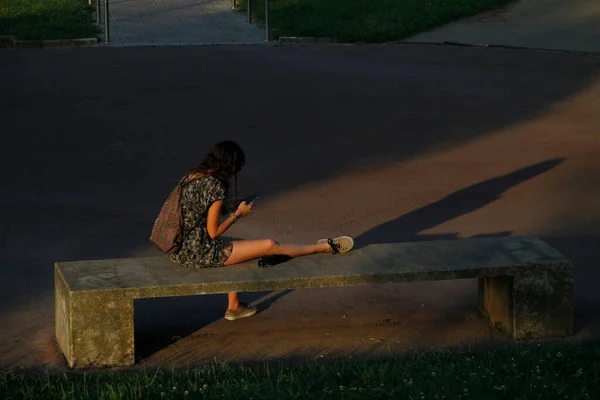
[0,0,98,40]
[2,341,599,399]
[239,0,514,42]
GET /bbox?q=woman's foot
[224,302,257,321]
[317,236,354,254]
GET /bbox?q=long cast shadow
[355,158,565,247]
[351,157,600,336]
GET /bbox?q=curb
[276,37,600,55]
[0,35,17,48]
[278,36,340,45]
[0,35,98,49]
[402,40,600,56]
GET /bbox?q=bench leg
[478,266,573,339]
[55,267,74,365]
[56,269,135,368]
[478,276,514,335]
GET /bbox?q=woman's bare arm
[206,200,251,239]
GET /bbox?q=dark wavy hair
[189,140,246,197]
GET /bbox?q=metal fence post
[97,0,101,24]
[265,0,269,41]
[104,0,110,42]
[248,0,252,23]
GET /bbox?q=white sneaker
[317,236,354,254]
[224,303,257,321]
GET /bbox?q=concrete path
[104,0,265,45]
[1,45,599,369]
[407,0,600,53]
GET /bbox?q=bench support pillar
[478,267,573,339]
[56,268,135,368]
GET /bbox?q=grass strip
[1,340,599,399]
[239,0,514,43]
[0,0,98,40]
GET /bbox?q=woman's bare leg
[228,292,240,309]
[224,239,331,310]
[224,239,331,266]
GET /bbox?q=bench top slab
[55,237,570,296]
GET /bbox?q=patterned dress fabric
[170,175,233,268]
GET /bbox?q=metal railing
[264,0,270,41]
[103,0,110,43]
[90,0,110,43]
[94,0,269,43]
[236,0,271,42]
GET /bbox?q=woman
[170,140,354,321]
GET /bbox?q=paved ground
[1,45,599,369]
[103,0,265,45]
[407,0,600,53]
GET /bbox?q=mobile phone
[243,195,259,204]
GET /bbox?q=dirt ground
[1,44,599,370]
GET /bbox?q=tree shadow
[355,158,565,248]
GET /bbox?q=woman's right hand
[236,201,252,218]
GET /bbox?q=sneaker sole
[317,236,354,253]
[224,308,257,321]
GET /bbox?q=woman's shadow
[354,158,565,247]
[135,158,565,361]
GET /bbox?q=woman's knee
[263,239,279,254]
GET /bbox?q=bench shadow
[134,289,295,362]
[541,234,600,337]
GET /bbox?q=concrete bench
[55,236,573,369]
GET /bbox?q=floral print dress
[170,175,233,268]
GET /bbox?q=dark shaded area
[542,235,600,336]
[135,289,293,361]
[2,46,597,205]
[355,158,564,247]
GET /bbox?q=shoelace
[328,238,340,254]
